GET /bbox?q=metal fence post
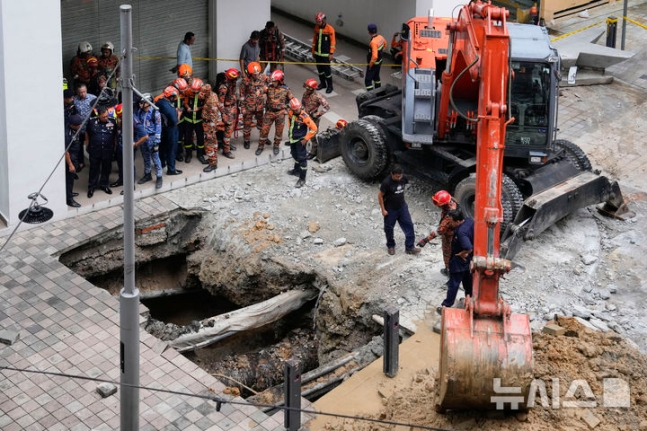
[383,307,399,377]
[606,16,618,48]
[284,359,301,431]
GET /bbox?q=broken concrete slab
[543,323,567,336]
[96,382,118,398]
[0,328,20,345]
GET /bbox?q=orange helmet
[335,119,348,129]
[288,98,302,111]
[87,57,99,67]
[225,68,240,80]
[315,12,326,22]
[270,69,284,82]
[172,78,188,92]
[432,190,452,207]
[164,86,179,98]
[178,63,193,78]
[304,78,318,90]
[247,62,262,75]
[115,103,123,117]
[190,78,204,93]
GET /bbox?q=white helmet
[78,41,92,55]
[101,41,114,52]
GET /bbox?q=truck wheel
[453,173,523,234]
[554,140,592,171]
[340,119,388,180]
[361,115,394,178]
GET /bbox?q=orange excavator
[434,2,533,411]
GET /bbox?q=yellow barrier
[550,15,647,42]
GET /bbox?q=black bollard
[606,16,618,48]
[383,307,400,377]
[284,359,301,431]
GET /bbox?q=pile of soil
[322,317,647,430]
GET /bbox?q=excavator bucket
[436,307,534,411]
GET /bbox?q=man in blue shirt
[437,210,474,314]
[171,32,194,74]
[157,86,182,175]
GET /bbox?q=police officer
[157,86,183,175]
[135,94,164,189]
[65,114,84,207]
[85,106,117,198]
[286,98,317,188]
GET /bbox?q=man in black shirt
[378,165,420,256]
[438,210,474,314]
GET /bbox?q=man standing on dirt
[378,165,421,256]
[437,210,474,314]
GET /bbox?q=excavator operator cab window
[508,62,552,147]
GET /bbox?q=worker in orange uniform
[177,64,193,85]
[312,12,336,94]
[390,31,404,65]
[416,190,459,276]
[286,98,317,188]
[301,78,330,160]
[365,23,387,91]
[182,78,207,164]
[70,41,93,88]
[200,84,220,173]
[98,41,119,89]
[257,69,293,156]
[216,68,240,159]
[240,62,268,150]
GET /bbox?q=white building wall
[0,0,67,226]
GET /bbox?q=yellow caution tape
[550,20,605,42]
[135,55,399,68]
[624,15,647,31]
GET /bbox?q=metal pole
[621,0,628,50]
[284,360,301,431]
[383,307,399,377]
[119,5,139,431]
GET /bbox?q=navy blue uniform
[380,175,416,250]
[65,126,82,201]
[442,218,475,308]
[85,117,117,192]
[157,97,180,172]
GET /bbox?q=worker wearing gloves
[365,23,387,91]
[437,210,474,314]
[301,78,330,160]
[417,190,459,275]
[286,98,317,188]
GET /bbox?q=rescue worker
[216,68,240,158]
[98,41,119,89]
[65,114,84,207]
[259,21,286,74]
[135,94,164,189]
[312,12,336,93]
[171,78,189,162]
[86,57,100,91]
[182,78,207,164]
[417,190,459,276]
[240,62,268,150]
[286,98,317,188]
[177,63,193,84]
[437,210,474,314]
[200,84,220,173]
[365,23,387,91]
[85,106,117,198]
[70,41,93,88]
[301,78,330,160]
[157,86,183,175]
[390,31,404,65]
[257,69,293,156]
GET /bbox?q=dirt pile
[322,317,647,430]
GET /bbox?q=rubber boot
[184,148,192,163]
[244,140,250,149]
[197,148,208,164]
[295,170,306,188]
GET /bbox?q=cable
[0,59,122,255]
[0,365,457,431]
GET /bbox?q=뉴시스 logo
[491,378,631,410]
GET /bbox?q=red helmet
[225,68,240,80]
[247,62,262,75]
[87,56,99,67]
[115,103,123,117]
[270,69,284,82]
[432,190,452,207]
[289,98,302,111]
[178,63,193,78]
[304,78,318,90]
[315,12,326,22]
[172,78,188,92]
[335,119,348,130]
[164,86,179,98]
[190,78,204,93]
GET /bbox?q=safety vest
[313,24,335,57]
[184,94,203,124]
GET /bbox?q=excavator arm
[436,1,533,411]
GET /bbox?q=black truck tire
[361,115,395,178]
[340,119,389,180]
[453,173,524,234]
[554,139,592,171]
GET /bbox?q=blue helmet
[368,23,377,33]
